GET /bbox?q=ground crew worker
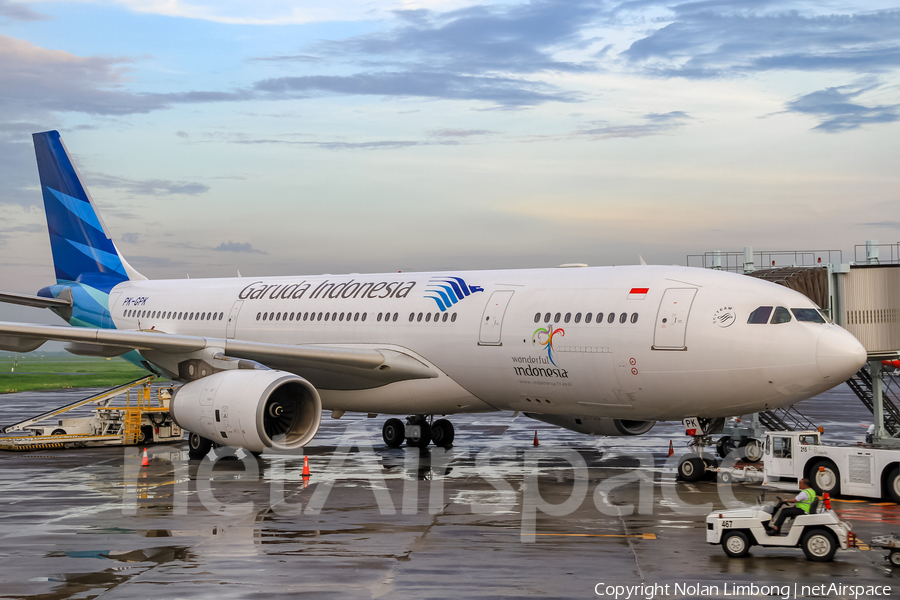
[767,478,816,535]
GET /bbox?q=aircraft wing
[0,321,437,389]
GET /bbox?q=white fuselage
[107,265,866,422]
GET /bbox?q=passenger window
[434,312,440,322]
[339,313,344,322]
[619,312,627,323]
[289,312,294,321]
[585,312,592,323]
[630,313,638,324]
[747,306,773,324]
[361,313,367,321]
[392,313,398,322]
[303,312,308,321]
[544,312,551,323]
[378,312,383,322]
[534,312,541,323]
[574,312,582,323]
[417,313,423,322]
[771,307,792,324]
[324,312,330,321]
[275,313,280,321]
[607,312,615,324]
[554,312,561,323]
[425,313,431,322]
[442,313,448,322]
[354,313,359,321]
[408,313,414,322]
[564,313,571,323]
[317,312,323,321]
[178,312,183,320]
[451,313,457,322]
[256,312,261,321]
[596,312,603,323]
[332,312,337,321]
[792,308,826,323]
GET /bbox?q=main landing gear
[382,415,455,449]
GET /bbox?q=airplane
[0,130,867,461]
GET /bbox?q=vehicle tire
[890,550,900,568]
[678,457,705,482]
[430,419,455,448]
[722,531,751,558]
[382,418,405,448]
[51,429,66,436]
[801,528,838,562]
[138,426,154,445]
[720,471,732,484]
[886,467,900,503]
[740,439,763,463]
[407,422,432,448]
[809,460,841,496]
[188,432,212,459]
[716,436,732,459]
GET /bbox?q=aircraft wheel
[716,436,732,459]
[430,419,455,447]
[722,531,750,558]
[678,456,705,482]
[886,467,900,503]
[406,420,431,448]
[801,528,838,562]
[382,418,405,448]
[188,432,212,459]
[809,460,841,496]
[740,439,763,463]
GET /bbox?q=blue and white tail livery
[32,131,144,327]
[0,130,867,455]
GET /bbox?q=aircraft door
[479,290,514,346]
[226,300,243,339]
[653,288,697,350]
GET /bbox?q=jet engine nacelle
[170,370,322,453]
[524,413,655,436]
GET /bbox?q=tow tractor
[763,429,900,501]
[0,376,183,451]
[707,493,854,561]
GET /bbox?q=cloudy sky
[1,0,898,323]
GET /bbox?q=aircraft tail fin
[32,130,145,292]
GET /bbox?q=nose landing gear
[382,415,454,448]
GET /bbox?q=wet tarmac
[0,384,897,599]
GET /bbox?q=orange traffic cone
[533,430,540,447]
[668,440,674,457]
[302,455,311,477]
[141,447,149,467]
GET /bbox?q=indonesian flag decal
[627,287,649,300]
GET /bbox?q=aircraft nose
[816,327,867,381]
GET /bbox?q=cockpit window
[771,306,792,324]
[747,306,773,324]
[792,308,826,323]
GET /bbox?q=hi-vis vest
[797,488,816,513]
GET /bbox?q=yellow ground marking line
[533,533,656,539]
[871,502,898,506]
[832,499,866,503]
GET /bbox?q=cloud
[321,0,604,75]
[622,6,900,78]
[860,221,900,229]
[214,241,267,254]
[0,0,50,21]
[784,85,900,132]
[576,111,691,139]
[86,173,211,195]
[429,128,497,137]
[253,72,575,107]
[249,54,321,63]
[120,232,140,244]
